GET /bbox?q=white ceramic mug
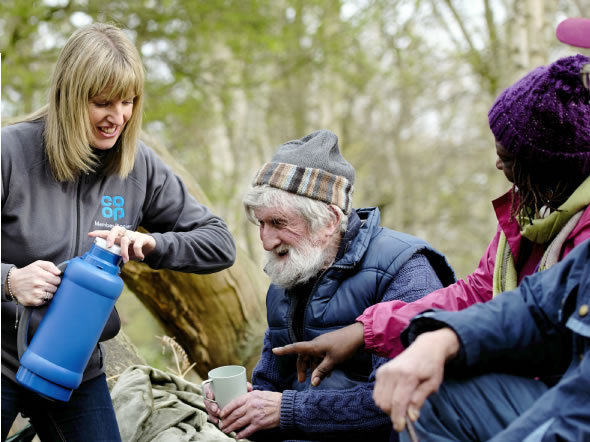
[201,365,247,409]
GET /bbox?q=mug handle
[201,379,217,405]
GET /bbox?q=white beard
[263,238,330,289]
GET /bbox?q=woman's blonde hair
[23,23,144,182]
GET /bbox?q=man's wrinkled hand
[218,390,282,439]
[202,382,221,424]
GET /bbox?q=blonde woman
[1,23,236,441]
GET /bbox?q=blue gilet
[267,207,455,391]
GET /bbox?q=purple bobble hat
[488,54,590,175]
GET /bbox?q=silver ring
[44,292,50,303]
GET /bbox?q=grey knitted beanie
[253,130,355,214]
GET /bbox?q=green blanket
[111,365,248,442]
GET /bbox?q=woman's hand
[88,226,156,263]
[272,321,365,386]
[7,261,61,306]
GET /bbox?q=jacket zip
[290,264,351,343]
[74,177,83,256]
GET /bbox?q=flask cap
[93,237,122,256]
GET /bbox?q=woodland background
[1,0,588,381]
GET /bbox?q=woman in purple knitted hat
[273,55,590,433]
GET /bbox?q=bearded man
[204,130,455,441]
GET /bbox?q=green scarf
[493,175,590,296]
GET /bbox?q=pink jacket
[357,189,590,358]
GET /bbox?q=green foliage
[3,0,585,363]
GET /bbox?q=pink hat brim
[556,18,590,49]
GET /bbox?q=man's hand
[372,328,460,433]
[272,322,364,386]
[218,390,282,439]
[202,382,221,425]
[203,382,254,425]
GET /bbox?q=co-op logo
[101,195,125,221]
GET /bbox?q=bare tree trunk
[120,134,269,379]
[121,250,268,379]
[104,330,147,389]
[512,0,530,77]
[510,0,547,81]
[527,0,546,68]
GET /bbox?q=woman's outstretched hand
[272,321,365,386]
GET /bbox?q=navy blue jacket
[253,207,455,441]
[405,238,590,441]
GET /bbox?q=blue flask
[16,238,124,401]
